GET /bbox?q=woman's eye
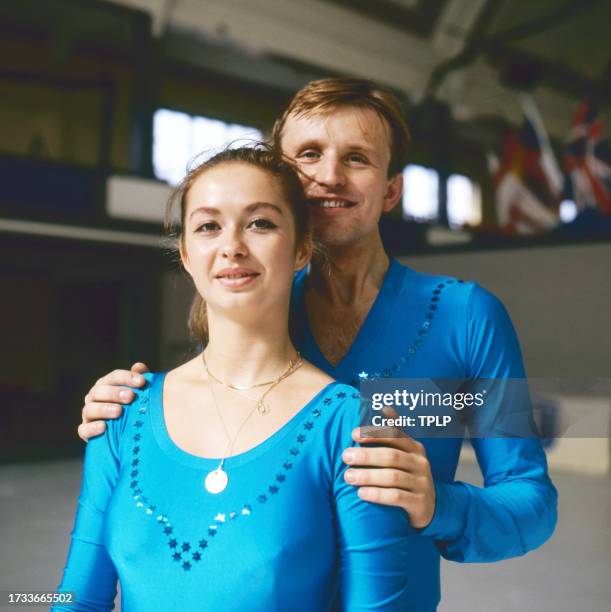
[196,222,220,232]
[248,218,277,230]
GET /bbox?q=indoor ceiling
[5,0,610,140]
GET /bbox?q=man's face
[280,106,403,247]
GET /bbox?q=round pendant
[204,467,228,494]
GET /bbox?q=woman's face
[180,162,310,320]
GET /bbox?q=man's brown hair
[272,77,411,176]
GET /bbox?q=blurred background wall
[3,0,609,461]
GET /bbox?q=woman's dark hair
[165,143,311,346]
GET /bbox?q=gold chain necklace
[202,352,303,415]
[202,352,302,390]
[202,351,304,494]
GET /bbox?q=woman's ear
[294,232,313,272]
[179,240,192,276]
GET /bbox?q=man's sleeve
[419,284,558,562]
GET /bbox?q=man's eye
[347,154,367,164]
[298,150,320,160]
[248,218,277,230]
[196,222,220,232]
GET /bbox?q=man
[79,78,557,610]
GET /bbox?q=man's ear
[295,233,313,272]
[382,172,403,213]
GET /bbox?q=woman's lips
[215,270,260,288]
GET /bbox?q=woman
[54,146,411,611]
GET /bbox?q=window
[153,109,263,186]
[447,173,482,228]
[402,164,439,222]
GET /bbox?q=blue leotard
[54,375,412,611]
[291,259,557,611]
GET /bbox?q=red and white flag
[564,101,611,215]
[490,95,561,235]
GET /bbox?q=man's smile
[307,197,357,211]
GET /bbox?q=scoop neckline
[149,371,340,470]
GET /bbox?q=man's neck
[308,231,390,306]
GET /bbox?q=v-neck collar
[293,258,404,377]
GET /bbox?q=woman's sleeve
[52,389,133,611]
[332,400,412,611]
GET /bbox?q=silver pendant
[205,467,228,494]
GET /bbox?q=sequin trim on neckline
[128,383,358,571]
[350,279,464,385]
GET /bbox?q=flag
[564,101,611,215]
[490,96,561,235]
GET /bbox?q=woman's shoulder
[103,371,161,450]
[304,380,362,454]
[291,363,360,424]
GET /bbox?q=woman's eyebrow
[189,202,284,220]
[189,206,220,220]
[244,202,285,215]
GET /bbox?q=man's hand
[78,363,149,442]
[342,428,436,529]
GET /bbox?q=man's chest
[305,295,376,366]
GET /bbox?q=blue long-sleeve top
[291,259,558,611]
[54,375,412,611]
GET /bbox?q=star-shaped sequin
[199,539,208,549]
[304,421,313,431]
[182,561,191,571]
[169,539,177,549]
[336,391,346,399]
[181,542,191,552]
[172,552,181,562]
[193,551,202,562]
[134,420,143,428]
[163,526,173,535]
[283,462,293,471]
[257,494,267,504]
[358,371,369,379]
[268,485,279,495]
[275,474,286,483]
[297,434,306,444]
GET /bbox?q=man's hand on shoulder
[342,426,436,529]
[78,362,149,442]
